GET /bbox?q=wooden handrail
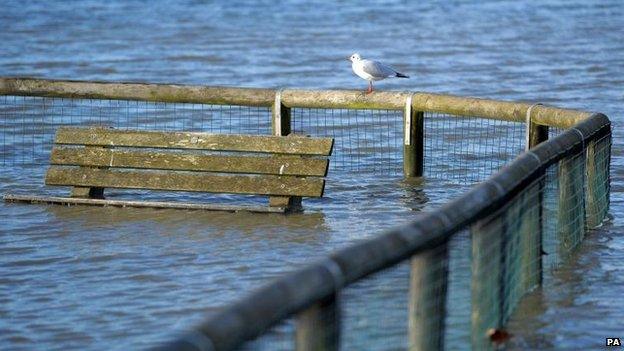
[0,77,591,128]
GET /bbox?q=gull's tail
[395,72,409,78]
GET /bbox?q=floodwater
[1,0,623,350]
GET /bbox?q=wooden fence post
[525,103,548,151]
[404,95,424,177]
[471,215,504,351]
[270,91,300,209]
[519,182,543,291]
[522,104,548,288]
[296,293,340,351]
[584,137,611,228]
[272,90,291,136]
[408,243,449,351]
[526,124,549,151]
[585,140,599,228]
[558,152,586,255]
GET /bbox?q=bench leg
[69,145,108,199]
[71,186,105,199]
[269,196,302,212]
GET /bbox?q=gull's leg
[366,81,373,94]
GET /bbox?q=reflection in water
[45,204,329,244]
[399,177,429,212]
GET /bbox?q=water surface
[1,1,623,350]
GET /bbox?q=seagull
[348,53,409,94]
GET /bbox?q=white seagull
[348,53,409,94]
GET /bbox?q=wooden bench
[4,127,334,213]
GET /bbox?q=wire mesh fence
[585,133,611,228]
[0,96,531,191]
[470,174,545,349]
[424,112,526,183]
[548,125,565,139]
[0,88,612,351]
[0,95,271,169]
[229,119,611,351]
[468,132,610,350]
[0,95,274,205]
[443,229,472,349]
[291,108,403,176]
[339,262,411,350]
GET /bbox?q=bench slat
[45,167,325,197]
[55,127,334,156]
[51,147,329,177]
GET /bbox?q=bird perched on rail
[348,53,409,94]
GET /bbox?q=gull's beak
[346,57,351,61]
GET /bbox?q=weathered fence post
[296,293,340,351]
[525,103,548,152]
[272,90,291,136]
[471,215,504,351]
[408,243,449,351]
[526,124,549,151]
[585,140,600,228]
[558,152,586,255]
[404,95,424,177]
[270,91,300,209]
[585,136,610,228]
[522,104,548,289]
[519,182,543,291]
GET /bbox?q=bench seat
[4,127,334,213]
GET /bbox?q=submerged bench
[4,127,334,213]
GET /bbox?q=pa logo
[607,338,622,347]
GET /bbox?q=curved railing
[156,115,610,351]
[0,78,611,350]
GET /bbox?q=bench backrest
[45,127,334,198]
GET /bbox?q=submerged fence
[0,78,611,350]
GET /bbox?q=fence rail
[0,77,590,127]
[0,78,611,350]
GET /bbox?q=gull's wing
[361,59,398,78]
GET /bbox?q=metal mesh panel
[339,262,411,350]
[291,108,403,176]
[556,150,587,258]
[0,95,271,168]
[0,95,272,204]
[468,140,603,350]
[1,98,536,187]
[585,133,611,227]
[548,126,565,139]
[539,165,559,274]
[470,172,547,350]
[530,141,604,279]
[424,113,525,183]
[443,229,471,349]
